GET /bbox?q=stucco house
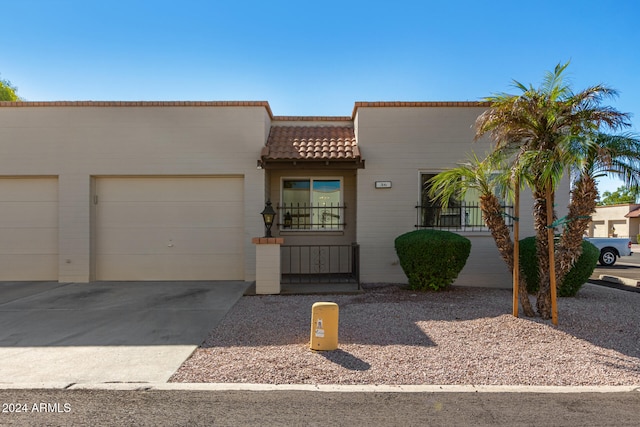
[0,101,569,288]
[588,204,640,242]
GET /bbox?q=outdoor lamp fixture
[261,200,276,237]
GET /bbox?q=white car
[584,237,633,266]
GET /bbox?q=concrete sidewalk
[0,281,249,384]
[2,382,639,393]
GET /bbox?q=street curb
[1,383,639,394]
[588,277,640,293]
[598,274,640,287]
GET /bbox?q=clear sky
[2,0,638,192]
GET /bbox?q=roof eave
[259,158,365,170]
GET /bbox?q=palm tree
[429,153,536,317]
[475,62,632,319]
[557,132,640,278]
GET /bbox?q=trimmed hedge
[519,236,599,297]
[394,229,471,291]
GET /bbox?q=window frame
[417,171,513,232]
[279,176,345,231]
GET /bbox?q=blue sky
[2,0,638,192]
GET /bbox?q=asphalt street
[1,388,639,426]
[588,246,640,293]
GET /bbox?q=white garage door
[95,177,244,280]
[0,177,58,280]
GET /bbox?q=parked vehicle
[584,237,633,266]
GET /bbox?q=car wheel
[599,249,617,266]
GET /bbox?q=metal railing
[281,243,359,285]
[277,203,346,230]
[415,203,514,231]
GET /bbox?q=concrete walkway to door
[0,281,249,385]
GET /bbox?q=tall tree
[598,186,639,206]
[475,62,632,319]
[0,76,22,101]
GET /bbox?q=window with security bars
[279,178,345,230]
[416,173,513,231]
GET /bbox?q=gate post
[252,237,284,294]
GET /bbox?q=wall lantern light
[261,200,276,237]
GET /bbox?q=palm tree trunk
[513,183,520,318]
[533,188,552,319]
[480,195,535,317]
[546,186,558,325]
[556,175,598,283]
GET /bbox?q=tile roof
[0,101,275,118]
[2,100,491,121]
[263,126,359,161]
[351,101,490,117]
[625,208,640,218]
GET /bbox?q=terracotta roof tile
[625,208,640,218]
[264,126,358,161]
[351,101,490,118]
[0,100,275,118]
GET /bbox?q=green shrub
[394,229,471,291]
[519,236,599,297]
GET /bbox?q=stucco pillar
[252,237,284,294]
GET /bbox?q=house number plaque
[375,181,392,189]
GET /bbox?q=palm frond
[541,61,572,102]
[428,152,502,209]
[585,132,640,191]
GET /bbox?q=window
[417,172,513,231]
[280,178,344,230]
[420,173,462,227]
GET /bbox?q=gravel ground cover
[170,283,640,386]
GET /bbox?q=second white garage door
[95,177,244,280]
[0,177,58,280]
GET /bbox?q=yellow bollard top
[312,302,338,308]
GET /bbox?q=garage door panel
[0,177,58,280]
[0,178,58,201]
[95,177,244,280]
[97,227,243,254]
[0,255,58,281]
[0,203,58,227]
[0,229,58,254]
[97,202,243,228]
[97,254,243,281]
[99,177,243,202]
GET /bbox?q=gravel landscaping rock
[170,283,640,386]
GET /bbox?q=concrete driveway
[0,281,249,385]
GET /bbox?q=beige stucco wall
[353,105,569,288]
[0,101,576,286]
[0,103,270,282]
[589,204,640,241]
